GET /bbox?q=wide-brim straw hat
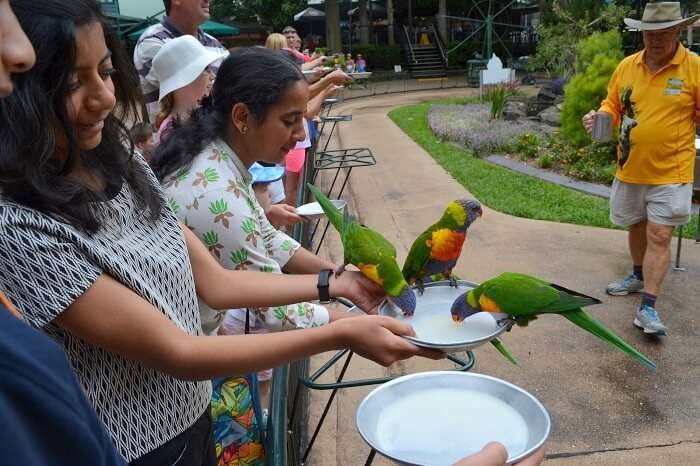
[153,35,229,101]
[624,2,700,31]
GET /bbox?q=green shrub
[514,133,541,160]
[484,85,508,119]
[560,30,623,146]
[537,154,554,169]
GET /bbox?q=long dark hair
[0,0,162,234]
[152,47,304,181]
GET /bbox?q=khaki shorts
[610,179,693,227]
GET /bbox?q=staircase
[409,46,447,79]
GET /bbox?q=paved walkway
[306,89,700,466]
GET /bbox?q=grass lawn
[388,101,699,239]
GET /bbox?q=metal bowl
[356,371,551,465]
[380,280,508,353]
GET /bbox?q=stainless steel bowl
[356,371,551,465]
[379,280,508,353]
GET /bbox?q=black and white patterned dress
[0,161,211,462]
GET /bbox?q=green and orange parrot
[307,184,416,315]
[450,272,656,370]
[402,199,482,293]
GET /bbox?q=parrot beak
[392,286,417,317]
[450,294,480,323]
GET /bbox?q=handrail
[267,117,318,466]
[401,24,417,64]
[429,22,448,67]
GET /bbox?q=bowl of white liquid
[356,371,550,465]
[380,280,509,353]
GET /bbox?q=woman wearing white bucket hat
[152,34,228,143]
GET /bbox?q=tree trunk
[325,0,342,52]
[438,0,447,43]
[387,0,395,46]
[359,0,370,45]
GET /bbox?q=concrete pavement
[304,89,700,466]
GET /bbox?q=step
[412,59,444,65]
[410,63,446,70]
[411,70,448,78]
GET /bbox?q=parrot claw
[416,280,425,295]
[448,275,459,288]
[334,264,346,278]
[496,316,516,332]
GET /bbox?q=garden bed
[389,101,699,239]
[428,103,553,156]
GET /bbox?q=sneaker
[633,305,668,336]
[606,274,644,296]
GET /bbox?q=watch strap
[317,269,333,304]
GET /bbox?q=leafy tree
[560,30,623,146]
[210,0,306,31]
[530,1,628,78]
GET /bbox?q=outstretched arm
[182,224,383,313]
[55,273,442,380]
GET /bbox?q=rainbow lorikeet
[402,199,482,293]
[450,272,656,370]
[307,184,416,315]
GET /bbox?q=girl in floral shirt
[151,47,362,464]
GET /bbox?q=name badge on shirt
[664,77,683,95]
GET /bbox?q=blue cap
[249,162,285,185]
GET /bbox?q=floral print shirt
[162,138,329,333]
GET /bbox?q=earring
[241,125,248,135]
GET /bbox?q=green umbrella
[128,20,240,41]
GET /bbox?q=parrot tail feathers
[490,338,519,366]
[306,183,344,233]
[562,309,657,370]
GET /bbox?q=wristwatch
[317,269,333,304]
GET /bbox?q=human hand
[582,110,596,135]
[453,443,545,466]
[323,84,343,97]
[329,270,385,313]
[331,315,445,366]
[325,69,352,86]
[266,204,305,229]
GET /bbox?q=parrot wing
[482,272,600,316]
[480,273,561,315]
[402,229,433,283]
[343,222,406,298]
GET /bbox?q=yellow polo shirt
[599,44,699,184]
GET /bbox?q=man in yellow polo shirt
[582,2,699,336]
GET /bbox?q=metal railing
[401,24,417,64]
[430,22,449,67]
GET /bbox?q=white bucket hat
[624,2,700,31]
[152,35,229,102]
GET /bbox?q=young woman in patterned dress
[0,1,442,465]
